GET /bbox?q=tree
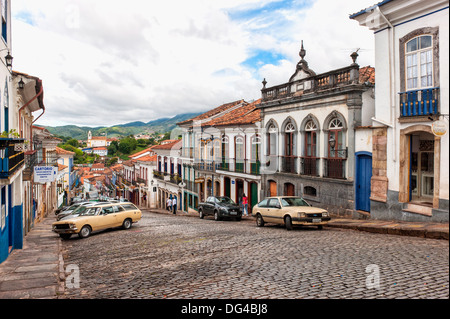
[66,138,79,147]
[108,141,118,155]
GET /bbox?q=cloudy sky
[11,0,376,128]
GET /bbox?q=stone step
[403,203,433,217]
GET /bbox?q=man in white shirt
[172,196,177,214]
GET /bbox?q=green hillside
[43,112,201,140]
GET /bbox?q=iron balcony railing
[204,158,261,175]
[0,138,26,179]
[399,87,439,117]
[323,158,346,179]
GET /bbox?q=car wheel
[59,234,72,240]
[78,225,91,238]
[285,216,293,231]
[317,225,323,230]
[199,209,204,219]
[256,214,265,227]
[214,210,221,221]
[122,218,132,229]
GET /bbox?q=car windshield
[280,197,310,207]
[77,206,98,216]
[217,197,236,205]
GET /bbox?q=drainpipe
[376,6,397,162]
[31,80,45,124]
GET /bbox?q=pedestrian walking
[167,196,172,212]
[242,193,248,216]
[172,196,177,214]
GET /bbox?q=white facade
[351,0,449,221]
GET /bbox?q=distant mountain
[44,112,202,140]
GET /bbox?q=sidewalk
[0,215,63,299]
[147,207,449,240]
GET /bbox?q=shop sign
[431,120,448,137]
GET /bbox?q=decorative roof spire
[299,40,306,61]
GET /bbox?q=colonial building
[258,43,375,217]
[177,99,262,212]
[351,0,448,222]
[0,0,34,263]
[152,140,183,211]
[56,146,75,204]
[86,131,114,148]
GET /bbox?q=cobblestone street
[60,211,449,299]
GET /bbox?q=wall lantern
[329,135,336,149]
[4,52,13,68]
[18,78,25,89]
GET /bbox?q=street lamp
[18,78,25,89]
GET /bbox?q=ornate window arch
[300,114,320,159]
[265,119,279,156]
[323,111,347,161]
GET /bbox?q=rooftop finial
[350,48,360,65]
[299,40,306,61]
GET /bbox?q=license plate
[312,218,321,223]
[230,211,237,215]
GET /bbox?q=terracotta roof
[92,163,105,169]
[58,164,68,171]
[110,164,123,171]
[359,66,375,84]
[204,99,262,127]
[176,99,246,126]
[129,146,155,158]
[135,154,157,162]
[152,140,182,150]
[56,146,75,155]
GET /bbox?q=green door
[250,182,258,211]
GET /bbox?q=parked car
[252,196,331,230]
[56,202,95,220]
[198,196,242,221]
[52,202,142,239]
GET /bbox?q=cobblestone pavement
[60,211,449,299]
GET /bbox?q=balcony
[323,158,346,179]
[152,170,182,185]
[399,87,439,118]
[0,138,26,179]
[192,158,261,175]
[300,157,320,176]
[280,156,297,174]
[262,65,358,103]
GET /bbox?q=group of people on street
[166,195,177,214]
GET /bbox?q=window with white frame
[405,35,433,90]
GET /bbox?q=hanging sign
[431,120,448,137]
[34,166,57,183]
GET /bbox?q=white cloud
[11,0,376,127]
